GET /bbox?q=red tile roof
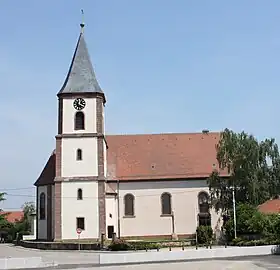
[0,211,24,223]
[35,132,228,185]
[106,132,227,181]
[258,199,280,214]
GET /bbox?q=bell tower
[54,21,106,240]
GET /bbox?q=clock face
[73,98,86,110]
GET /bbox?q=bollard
[101,233,105,250]
[157,246,159,252]
[169,246,171,251]
[182,245,184,251]
[146,248,148,252]
[210,241,212,249]
[112,232,116,243]
[225,241,227,248]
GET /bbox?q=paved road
[0,244,100,265]
[56,257,280,269]
[46,256,280,270]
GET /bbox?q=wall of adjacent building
[61,181,99,240]
[118,179,222,239]
[23,215,37,240]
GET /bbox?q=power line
[1,187,35,191]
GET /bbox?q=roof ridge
[106,131,221,137]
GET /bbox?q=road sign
[76,228,82,235]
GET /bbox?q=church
[34,23,226,241]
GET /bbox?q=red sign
[76,228,82,235]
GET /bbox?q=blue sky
[1,0,280,209]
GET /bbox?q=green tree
[0,192,6,211]
[21,202,35,220]
[208,128,280,215]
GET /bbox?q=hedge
[108,239,160,251]
[230,237,280,247]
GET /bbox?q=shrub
[224,203,272,241]
[108,239,130,251]
[108,240,161,251]
[196,226,213,244]
[130,242,160,250]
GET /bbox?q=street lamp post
[232,187,237,239]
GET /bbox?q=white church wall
[62,98,97,134]
[61,137,98,177]
[119,180,221,238]
[106,195,118,237]
[61,181,99,240]
[37,185,47,240]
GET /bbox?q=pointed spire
[58,12,103,96]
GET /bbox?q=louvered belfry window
[75,112,85,130]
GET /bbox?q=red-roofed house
[0,211,24,223]
[258,199,280,214]
[34,24,226,242]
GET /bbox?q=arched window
[161,192,172,215]
[75,112,85,130]
[39,192,46,220]
[198,192,211,226]
[77,188,83,200]
[124,194,135,217]
[76,149,82,160]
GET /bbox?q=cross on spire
[80,9,85,32]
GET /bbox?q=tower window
[76,217,85,230]
[76,149,82,160]
[75,112,85,130]
[77,188,83,200]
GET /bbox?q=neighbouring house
[258,199,280,215]
[0,211,24,223]
[34,22,228,242]
[0,211,37,240]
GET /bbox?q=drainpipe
[117,179,121,239]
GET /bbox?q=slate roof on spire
[58,31,103,95]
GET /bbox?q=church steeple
[58,17,103,96]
